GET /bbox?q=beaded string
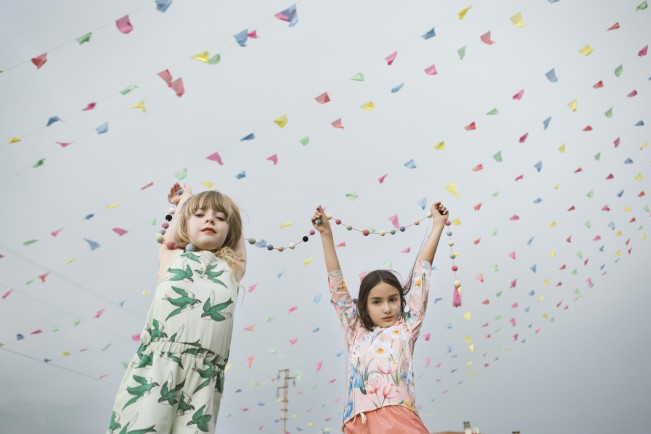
[155,197,461,307]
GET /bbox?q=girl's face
[366,282,402,328]
[187,207,229,251]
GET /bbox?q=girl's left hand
[431,201,449,224]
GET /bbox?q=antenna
[276,368,296,434]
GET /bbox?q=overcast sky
[1,0,650,433]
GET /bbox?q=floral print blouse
[328,261,432,426]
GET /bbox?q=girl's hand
[311,205,332,235]
[168,183,192,206]
[431,201,449,225]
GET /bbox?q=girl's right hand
[311,205,332,235]
[168,182,192,206]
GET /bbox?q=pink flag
[206,152,223,165]
[512,89,525,100]
[113,228,128,236]
[639,45,648,57]
[480,31,495,45]
[385,51,398,65]
[82,102,96,111]
[315,92,330,104]
[388,214,399,229]
[424,64,437,75]
[267,154,278,165]
[116,15,134,34]
[171,78,184,97]
[158,70,173,87]
[331,118,344,129]
[31,53,47,69]
[378,173,388,183]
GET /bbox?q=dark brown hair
[357,270,411,330]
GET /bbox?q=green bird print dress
[107,250,238,434]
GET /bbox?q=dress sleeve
[403,260,432,339]
[328,270,360,345]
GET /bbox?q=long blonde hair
[176,191,244,275]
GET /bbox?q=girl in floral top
[311,202,448,434]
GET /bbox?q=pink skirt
[343,405,429,434]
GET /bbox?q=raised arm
[233,234,247,281]
[417,202,449,264]
[158,183,193,275]
[311,205,341,273]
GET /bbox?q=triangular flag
[510,12,524,27]
[267,154,278,165]
[315,92,330,104]
[192,51,210,63]
[424,64,437,75]
[31,53,47,69]
[76,32,92,44]
[131,101,146,112]
[458,6,472,19]
[385,51,398,65]
[234,29,249,47]
[351,72,364,81]
[445,181,461,197]
[170,78,184,97]
[480,31,495,45]
[361,101,374,111]
[274,115,288,128]
[115,15,133,34]
[158,70,173,87]
[579,44,593,55]
[331,118,344,129]
[206,152,223,165]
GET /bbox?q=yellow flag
[615,250,622,256]
[8,137,21,143]
[445,181,461,197]
[510,12,524,27]
[568,99,577,112]
[280,222,294,229]
[463,312,471,321]
[59,351,71,357]
[558,144,566,153]
[201,181,216,189]
[624,207,631,212]
[64,258,76,265]
[463,335,472,344]
[131,101,146,112]
[549,221,556,228]
[192,51,210,62]
[579,44,593,55]
[274,115,288,128]
[641,141,648,150]
[635,172,643,180]
[458,5,471,19]
[106,201,121,209]
[225,363,232,372]
[303,257,313,265]
[468,344,474,353]
[434,141,445,150]
[452,218,462,226]
[360,101,375,111]
[142,290,149,296]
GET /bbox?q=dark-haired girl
[311,202,448,434]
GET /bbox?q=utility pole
[276,368,295,434]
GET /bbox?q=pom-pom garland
[154,203,461,306]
